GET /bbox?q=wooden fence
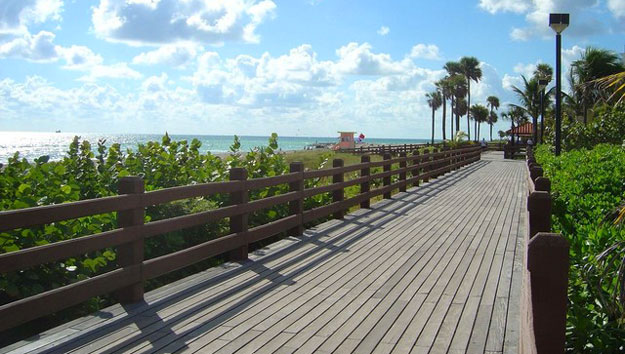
[339,143,441,155]
[0,146,482,332]
[521,145,569,354]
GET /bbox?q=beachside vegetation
[0,133,431,341]
[535,144,625,353]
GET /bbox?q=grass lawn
[283,149,384,169]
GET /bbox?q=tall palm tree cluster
[426,56,500,143]
[506,47,625,144]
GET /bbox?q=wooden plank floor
[2,151,526,354]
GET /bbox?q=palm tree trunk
[467,79,471,140]
[431,108,435,145]
[441,94,446,141]
[489,106,493,141]
[474,120,478,141]
[450,95,455,136]
[511,121,514,144]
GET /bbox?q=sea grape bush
[0,133,330,316]
[535,144,625,353]
[544,104,625,152]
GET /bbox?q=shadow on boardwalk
[6,155,525,354]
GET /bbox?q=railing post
[412,150,420,187]
[288,162,304,236]
[383,153,392,199]
[229,168,248,261]
[399,152,407,192]
[530,166,543,182]
[333,159,344,219]
[116,176,145,304]
[527,232,569,354]
[360,155,371,209]
[527,191,551,238]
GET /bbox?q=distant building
[337,131,356,149]
[506,122,533,143]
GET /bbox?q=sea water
[0,131,433,163]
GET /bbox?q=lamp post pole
[549,13,568,156]
[538,79,548,144]
[540,89,545,143]
[555,32,562,155]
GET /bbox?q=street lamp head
[538,79,549,90]
[549,13,569,34]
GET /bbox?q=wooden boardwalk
[3,152,526,354]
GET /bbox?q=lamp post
[538,79,548,144]
[549,13,569,156]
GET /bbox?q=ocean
[0,132,433,163]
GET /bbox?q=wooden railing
[339,143,441,155]
[0,146,482,332]
[521,145,569,354]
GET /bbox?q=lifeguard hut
[337,131,356,149]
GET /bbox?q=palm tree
[571,47,624,123]
[470,104,489,141]
[443,61,462,138]
[449,74,467,134]
[453,97,468,135]
[504,106,528,144]
[510,75,548,141]
[435,79,451,141]
[533,63,553,82]
[486,96,500,141]
[533,64,553,143]
[459,57,483,141]
[593,71,625,105]
[444,61,462,76]
[488,111,498,141]
[426,91,442,145]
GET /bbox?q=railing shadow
[42,159,490,354]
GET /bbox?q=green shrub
[535,144,625,353]
[555,104,625,151]
[0,133,316,340]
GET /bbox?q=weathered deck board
[3,151,526,354]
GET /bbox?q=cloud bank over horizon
[0,0,622,138]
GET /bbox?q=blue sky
[1,0,624,139]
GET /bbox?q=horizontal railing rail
[0,145,482,332]
[338,142,442,155]
[521,145,569,354]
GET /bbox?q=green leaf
[18,183,31,194]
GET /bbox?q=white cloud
[0,0,63,34]
[608,0,625,18]
[0,75,210,133]
[0,30,58,62]
[409,44,442,60]
[513,62,537,77]
[58,45,103,69]
[479,0,530,14]
[377,26,390,36]
[483,0,612,41]
[141,73,169,93]
[77,63,143,82]
[335,42,413,75]
[132,43,199,68]
[92,0,276,46]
